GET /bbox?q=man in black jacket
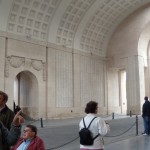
[0,91,15,130]
[0,91,16,150]
[0,110,24,150]
[142,96,150,135]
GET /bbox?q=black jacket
[142,100,150,117]
[0,122,21,150]
[0,105,14,130]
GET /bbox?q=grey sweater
[0,121,21,150]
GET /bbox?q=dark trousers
[143,116,150,134]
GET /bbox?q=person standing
[142,96,150,135]
[79,101,110,150]
[0,91,15,130]
[11,124,45,150]
[0,110,24,150]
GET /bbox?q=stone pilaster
[0,37,5,90]
[126,55,145,114]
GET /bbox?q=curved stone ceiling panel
[54,0,95,47]
[75,0,150,57]
[7,0,61,41]
[3,0,150,57]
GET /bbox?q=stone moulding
[43,62,46,81]
[9,56,25,68]
[5,56,25,77]
[31,60,43,71]
[5,56,47,81]
[5,57,10,77]
[31,60,47,81]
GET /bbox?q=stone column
[73,53,81,108]
[126,55,145,114]
[47,47,56,118]
[103,60,108,114]
[0,37,5,90]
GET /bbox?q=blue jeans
[143,116,150,134]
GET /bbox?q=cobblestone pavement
[22,115,144,150]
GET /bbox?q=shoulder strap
[83,117,97,129]
[83,117,86,128]
[93,133,99,140]
[87,117,97,128]
[83,117,100,140]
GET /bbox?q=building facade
[0,0,150,119]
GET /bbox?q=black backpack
[79,117,99,145]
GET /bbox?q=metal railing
[45,115,140,150]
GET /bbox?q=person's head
[144,96,148,101]
[23,125,37,140]
[85,101,98,114]
[0,91,8,108]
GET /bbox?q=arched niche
[14,71,39,118]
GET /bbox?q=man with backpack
[79,101,110,150]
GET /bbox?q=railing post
[136,115,138,135]
[40,118,43,128]
[112,112,114,120]
[130,111,132,117]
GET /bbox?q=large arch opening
[14,71,39,118]
[145,40,150,98]
[138,22,150,100]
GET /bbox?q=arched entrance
[14,71,39,118]
[145,40,150,98]
[138,22,150,108]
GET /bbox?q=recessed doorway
[14,71,38,118]
[120,70,127,114]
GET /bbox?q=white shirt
[79,113,109,149]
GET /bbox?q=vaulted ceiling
[0,0,150,56]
